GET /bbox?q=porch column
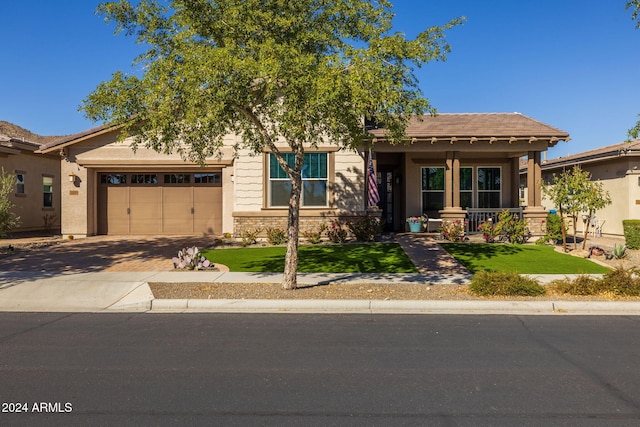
[452,152,461,208]
[511,158,521,207]
[526,151,542,207]
[524,150,547,237]
[444,151,453,209]
[439,151,466,223]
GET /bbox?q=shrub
[172,246,212,270]
[240,228,261,246]
[0,168,20,237]
[439,220,466,242]
[494,209,529,244]
[542,213,564,244]
[549,275,601,296]
[601,267,640,297]
[347,215,382,242]
[549,267,640,297]
[623,220,640,250]
[302,223,327,244]
[477,220,497,243]
[265,227,287,245]
[469,271,545,296]
[326,219,348,243]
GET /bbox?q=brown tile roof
[540,138,640,169]
[38,123,115,153]
[369,113,569,140]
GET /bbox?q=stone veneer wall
[233,211,377,238]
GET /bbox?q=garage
[97,172,222,235]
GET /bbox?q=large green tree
[81,0,462,289]
[627,1,640,138]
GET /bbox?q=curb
[149,298,640,315]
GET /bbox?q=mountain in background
[0,121,63,145]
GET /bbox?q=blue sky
[1,1,638,159]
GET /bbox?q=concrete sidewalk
[2,270,637,315]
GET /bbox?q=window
[16,172,25,195]
[269,153,328,207]
[43,176,53,208]
[100,174,127,185]
[194,173,222,185]
[421,167,445,212]
[477,167,501,208]
[459,167,473,209]
[131,174,158,184]
[164,174,191,184]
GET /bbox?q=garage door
[97,172,222,235]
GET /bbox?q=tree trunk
[282,156,303,290]
[582,211,593,250]
[572,216,578,250]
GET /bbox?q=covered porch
[367,113,570,236]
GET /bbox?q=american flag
[367,151,380,207]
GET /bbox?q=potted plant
[406,216,425,233]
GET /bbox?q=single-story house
[0,134,61,232]
[533,138,640,237]
[38,112,569,239]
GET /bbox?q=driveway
[0,235,216,274]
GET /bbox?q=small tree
[576,178,612,249]
[541,166,611,251]
[0,168,21,237]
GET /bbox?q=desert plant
[601,267,640,296]
[302,223,327,244]
[347,215,382,242]
[612,244,629,260]
[548,275,601,296]
[172,246,212,270]
[469,271,545,296]
[623,220,640,250]
[439,220,466,242]
[549,267,640,297]
[240,228,262,247]
[265,227,287,245]
[0,168,21,237]
[43,213,57,233]
[326,219,348,243]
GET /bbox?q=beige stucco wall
[540,157,640,237]
[0,151,60,232]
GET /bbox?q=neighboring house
[38,112,569,239]
[531,139,640,237]
[0,134,61,232]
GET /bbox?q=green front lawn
[202,243,418,273]
[440,243,610,274]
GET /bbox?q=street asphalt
[2,270,639,315]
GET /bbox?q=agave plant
[172,246,212,270]
[612,244,629,260]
